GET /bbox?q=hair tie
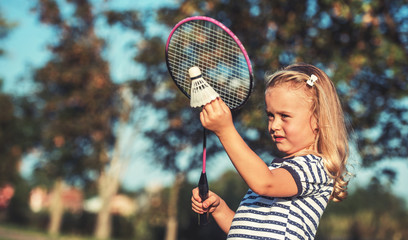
[306,74,318,87]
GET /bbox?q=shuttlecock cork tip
[189,66,202,78]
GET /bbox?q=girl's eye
[266,111,274,119]
[281,114,289,119]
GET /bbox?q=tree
[33,0,117,237]
[0,9,18,186]
[0,10,16,58]
[32,1,148,238]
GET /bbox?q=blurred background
[0,0,407,239]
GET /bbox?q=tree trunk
[165,172,185,240]
[93,86,135,239]
[48,179,64,236]
[94,172,117,239]
[93,148,121,239]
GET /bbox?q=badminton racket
[165,16,253,225]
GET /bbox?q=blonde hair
[265,63,349,202]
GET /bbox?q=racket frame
[165,16,254,111]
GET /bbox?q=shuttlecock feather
[189,66,220,108]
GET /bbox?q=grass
[0,223,104,240]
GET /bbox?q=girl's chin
[272,143,298,157]
[272,148,288,158]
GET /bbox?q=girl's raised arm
[200,98,297,197]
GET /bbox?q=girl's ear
[311,115,319,135]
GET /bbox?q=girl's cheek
[282,122,295,134]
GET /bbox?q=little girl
[191,63,350,239]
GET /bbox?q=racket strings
[169,22,249,77]
[167,20,251,109]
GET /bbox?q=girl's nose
[268,119,280,133]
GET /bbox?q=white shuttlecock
[189,66,220,108]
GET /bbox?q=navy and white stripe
[227,154,333,240]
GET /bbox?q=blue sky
[0,1,53,95]
[1,1,408,204]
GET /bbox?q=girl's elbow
[251,184,274,197]
[251,183,295,197]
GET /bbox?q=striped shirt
[227,154,334,240]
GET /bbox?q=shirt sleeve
[279,155,333,198]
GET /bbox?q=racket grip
[198,172,209,226]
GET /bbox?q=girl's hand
[191,187,221,214]
[200,98,233,136]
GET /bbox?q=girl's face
[265,83,317,157]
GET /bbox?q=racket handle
[198,172,209,226]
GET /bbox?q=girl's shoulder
[271,154,323,165]
[271,154,333,185]
[270,154,329,176]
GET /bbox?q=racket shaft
[198,172,209,225]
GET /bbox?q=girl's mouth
[274,135,285,142]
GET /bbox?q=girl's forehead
[266,83,309,99]
[265,84,312,110]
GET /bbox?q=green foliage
[0,10,17,56]
[103,10,144,32]
[0,94,20,184]
[6,177,31,225]
[0,94,41,185]
[32,0,118,185]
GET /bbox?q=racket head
[165,16,253,110]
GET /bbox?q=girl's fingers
[191,196,207,214]
[208,97,222,107]
[203,195,219,210]
[192,203,205,214]
[203,100,215,114]
[199,110,206,126]
[220,98,230,112]
[201,99,225,125]
[202,98,222,116]
[192,188,201,202]
[191,188,206,208]
[192,188,221,214]
[191,195,201,206]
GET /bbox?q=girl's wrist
[216,125,238,142]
